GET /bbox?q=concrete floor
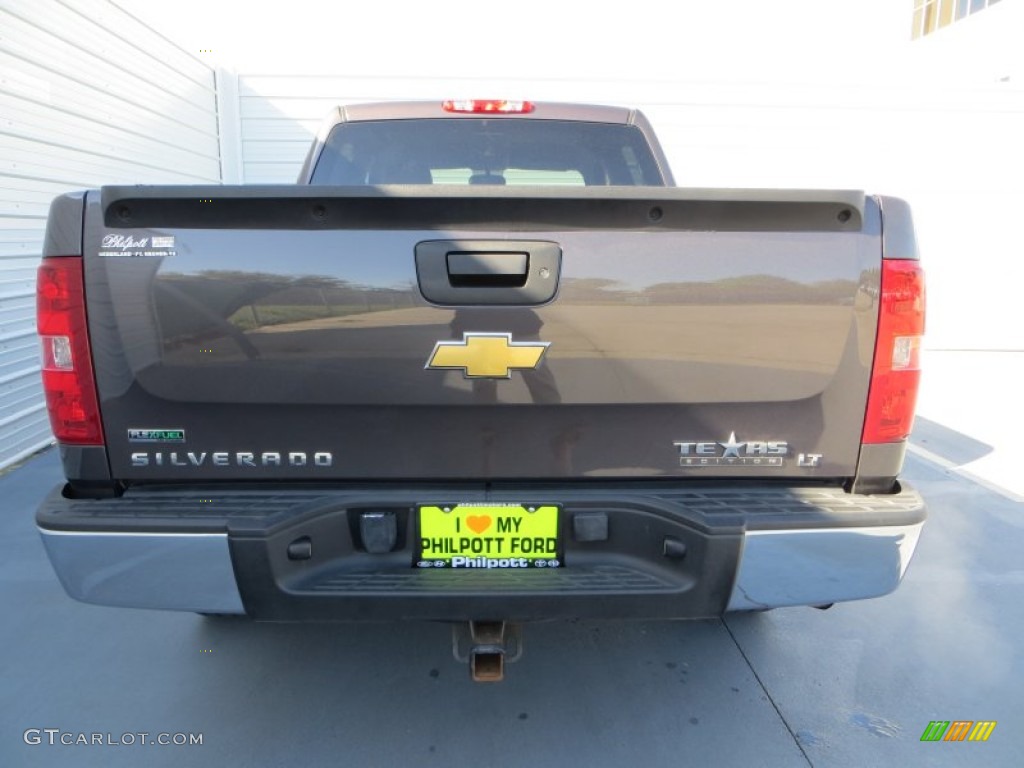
[2,351,1021,767]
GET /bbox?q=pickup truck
[36,100,926,680]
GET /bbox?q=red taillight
[37,257,104,445]
[442,99,535,114]
[862,260,926,444]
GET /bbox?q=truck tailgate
[84,186,877,482]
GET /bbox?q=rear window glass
[311,118,663,186]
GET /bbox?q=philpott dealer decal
[98,234,176,258]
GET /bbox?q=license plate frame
[415,503,561,569]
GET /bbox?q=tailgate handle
[446,252,528,287]
[416,239,561,306]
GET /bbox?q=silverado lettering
[130,452,333,467]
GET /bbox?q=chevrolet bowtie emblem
[426,333,550,378]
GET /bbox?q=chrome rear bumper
[38,522,924,616]
[40,530,245,614]
[726,522,924,610]
[37,482,925,617]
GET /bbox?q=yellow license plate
[416,504,561,569]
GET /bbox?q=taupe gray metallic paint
[42,180,919,489]
[78,191,884,482]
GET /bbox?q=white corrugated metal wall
[234,74,1024,353]
[0,0,222,469]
